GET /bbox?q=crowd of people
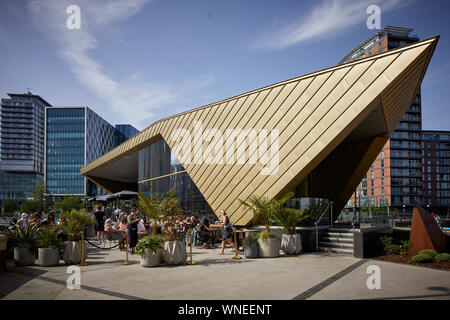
[92,205,236,255]
[11,204,237,255]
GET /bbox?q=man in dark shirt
[92,206,106,242]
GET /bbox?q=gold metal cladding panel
[189,88,273,185]
[382,52,429,134]
[232,42,433,223]
[201,82,297,203]
[194,85,287,195]
[228,50,409,222]
[208,66,354,215]
[211,60,377,214]
[224,62,381,221]
[81,37,438,225]
[202,73,330,203]
[382,56,427,135]
[82,37,437,177]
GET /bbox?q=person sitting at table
[137,219,148,238]
[197,216,213,249]
[118,216,128,232]
[41,212,57,228]
[104,218,125,250]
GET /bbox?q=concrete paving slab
[1,241,448,300]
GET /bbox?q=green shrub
[258,230,280,242]
[418,249,438,259]
[379,236,409,255]
[412,253,434,263]
[434,253,450,262]
[136,235,165,256]
[243,233,258,247]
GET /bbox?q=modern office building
[81,36,437,225]
[422,130,450,215]
[115,124,140,146]
[341,26,423,211]
[0,92,52,202]
[45,106,116,196]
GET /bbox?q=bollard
[123,231,132,265]
[79,231,87,266]
[187,228,196,265]
[232,229,242,260]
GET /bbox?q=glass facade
[46,108,85,195]
[115,124,139,146]
[138,139,215,217]
[0,93,51,203]
[45,107,117,196]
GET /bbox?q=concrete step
[329,228,359,233]
[319,246,354,255]
[321,236,354,243]
[319,241,353,249]
[325,232,354,239]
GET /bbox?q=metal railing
[315,201,333,252]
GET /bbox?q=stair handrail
[315,201,334,252]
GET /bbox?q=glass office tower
[0,92,51,202]
[138,138,215,218]
[115,124,139,146]
[45,107,116,196]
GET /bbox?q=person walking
[218,210,236,255]
[127,207,140,254]
[92,205,106,242]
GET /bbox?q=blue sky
[0,0,449,131]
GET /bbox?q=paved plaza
[0,240,449,300]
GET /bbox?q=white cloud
[27,0,213,129]
[254,0,414,51]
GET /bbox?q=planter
[38,248,60,267]
[164,240,186,265]
[14,247,35,266]
[244,243,259,258]
[281,234,302,255]
[140,249,161,267]
[62,241,87,265]
[257,237,281,258]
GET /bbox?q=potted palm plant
[61,209,93,265]
[242,233,259,258]
[136,235,165,267]
[37,226,64,266]
[276,207,309,255]
[138,189,186,265]
[7,224,40,266]
[240,192,293,258]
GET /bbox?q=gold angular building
[81,36,438,226]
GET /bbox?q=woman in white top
[17,213,29,228]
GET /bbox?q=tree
[240,192,294,232]
[33,181,52,211]
[20,200,41,213]
[51,195,83,213]
[3,198,18,213]
[137,188,181,236]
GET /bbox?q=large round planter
[62,241,87,265]
[164,241,186,265]
[14,247,35,266]
[38,248,60,267]
[257,237,281,258]
[281,234,302,255]
[140,249,161,267]
[244,243,258,258]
